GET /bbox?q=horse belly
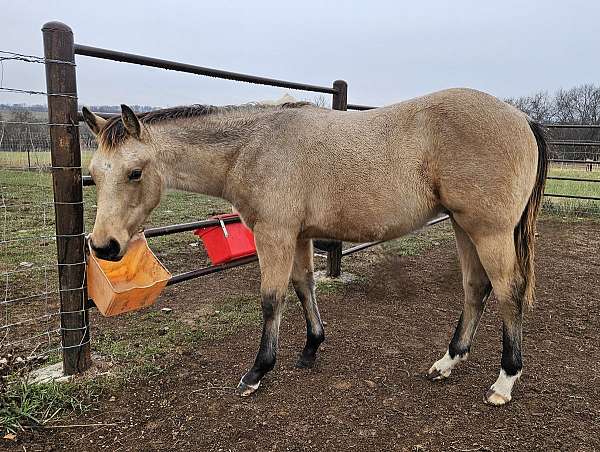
[301,190,441,243]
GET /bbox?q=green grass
[0,379,100,434]
[0,294,261,434]
[316,278,346,295]
[382,222,455,256]
[543,166,600,215]
[95,295,261,367]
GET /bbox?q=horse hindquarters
[428,119,547,405]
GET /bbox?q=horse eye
[128,169,143,181]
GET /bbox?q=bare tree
[505,91,553,122]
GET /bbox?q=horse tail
[514,119,549,309]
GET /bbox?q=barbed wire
[0,86,78,98]
[0,50,76,67]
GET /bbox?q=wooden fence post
[42,21,91,374]
[327,80,348,278]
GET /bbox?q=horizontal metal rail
[144,216,241,238]
[550,159,600,165]
[547,140,600,147]
[342,214,450,256]
[547,176,600,183]
[347,103,375,111]
[166,255,258,286]
[544,193,600,201]
[74,44,337,95]
[341,240,383,256]
[166,216,454,285]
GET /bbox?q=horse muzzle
[90,237,123,262]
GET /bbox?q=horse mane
[98,101,312,149]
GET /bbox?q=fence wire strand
[1,50,88,364]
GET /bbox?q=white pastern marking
[488,369,521,403]
[429,350,468,378]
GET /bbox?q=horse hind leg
[428,219,491,380]
[472,231,525,406]
[291,239,325,368]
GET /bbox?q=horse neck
[150,115,259,198]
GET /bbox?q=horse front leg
[237,224,296,396]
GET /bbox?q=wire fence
[1,156,64,363]
[0,50,89,369]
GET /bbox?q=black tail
[514,120,549,308]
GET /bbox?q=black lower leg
[501,321,523,376]
[448,283,491,359]
[448,313,469,359]
[242,292,281,386]
[293,276,325,368]
[501,283,524,377]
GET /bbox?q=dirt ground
[6,218,600,451]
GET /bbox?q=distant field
[0,150,94,172]
[545,165,600,215]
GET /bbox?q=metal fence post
[42,21,91,374]
[327,80,348,278]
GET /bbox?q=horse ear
[81,107,107,136]
[120,104,141,139]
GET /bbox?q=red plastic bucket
[194,214,256,265]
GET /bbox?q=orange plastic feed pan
[87,234,171,317]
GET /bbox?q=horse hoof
[427,367,449,381]
[484,389,511,406]
[237,378,260,397]
[295,355,315,369]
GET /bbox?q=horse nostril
[90,237,121,260]
[107,238,121,257]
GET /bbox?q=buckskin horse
[82,88,548,405]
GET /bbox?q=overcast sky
[2,1,598,108]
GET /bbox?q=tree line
[505,84,600,161]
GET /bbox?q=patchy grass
[0,294,261,435]
[382,221,455,256]
[0,379,100,435]
[316,278,346,295]
[95,296,261,369]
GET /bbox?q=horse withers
[82,88,548,405]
